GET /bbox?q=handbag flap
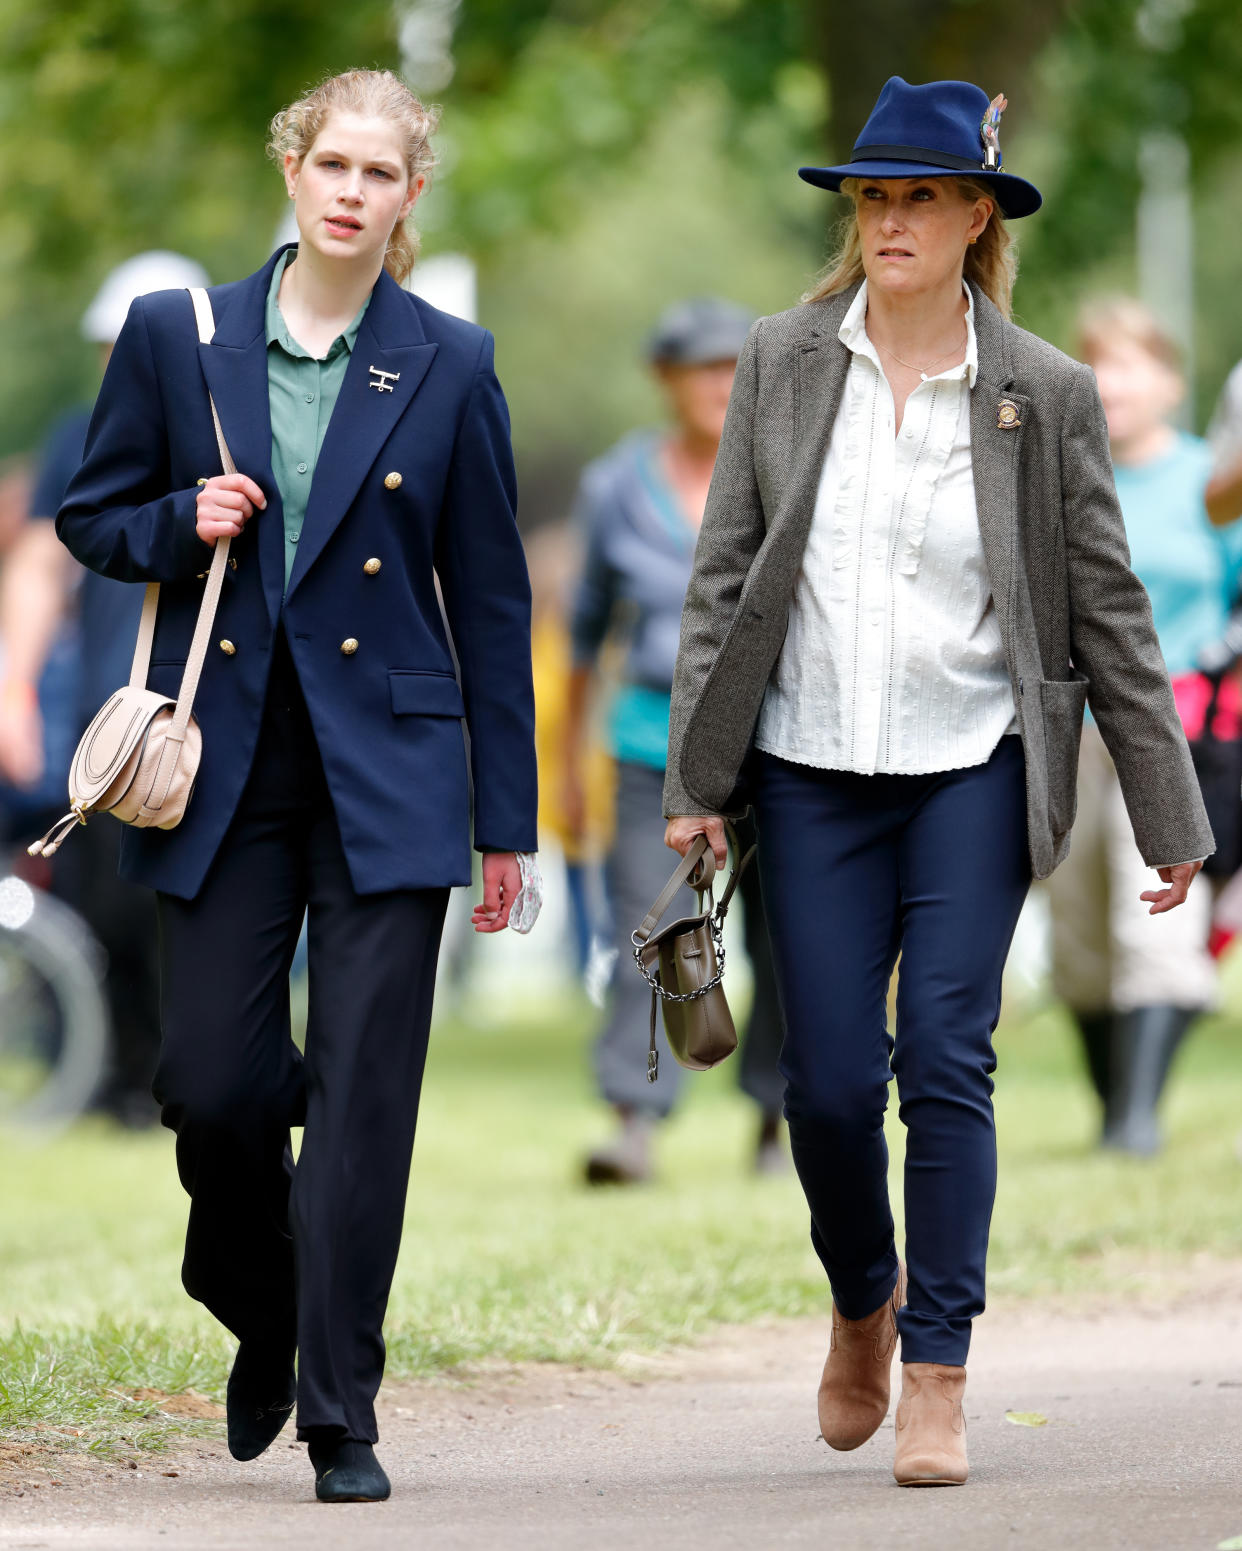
[656,919,719,995]
[639,908,711,973]
[70,687,176,806]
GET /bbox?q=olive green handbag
[631,824,755,1082]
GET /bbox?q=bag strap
[128,288,234,745]
[631,821,755,950]
[632,836,711,948]
[635,821,757,1086]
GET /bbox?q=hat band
[850,143,987,173]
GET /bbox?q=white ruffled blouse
[754,280,1017,776]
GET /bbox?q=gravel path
[2,1286,1240,1551]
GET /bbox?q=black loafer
[225,1341,296,1462]
[310,1439,391,1503]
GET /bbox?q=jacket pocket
[1040,676,1090,838]
[388,669,466,718]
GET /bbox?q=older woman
[661,77,1211,1487]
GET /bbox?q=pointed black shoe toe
[226,1342,296,1462]
[311,1439,391,1503]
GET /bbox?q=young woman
[56,70,538,1503]
[661,77,1210,1486]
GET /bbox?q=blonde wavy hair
[268,69,440,286]
[803,177,1016,319]
[1075,295,1183,374]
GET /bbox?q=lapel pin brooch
[997,398,1021,430]
[368,366,401,394]
[981,93,1007,170]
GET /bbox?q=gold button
[363,558,382,576]
[229,557,238,571]
[383,472,402,490]
[196,478,208,487]
[219,640,236,656]
[340,638,358,656]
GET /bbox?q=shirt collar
[839,279,978,390]
[264,247,371,361]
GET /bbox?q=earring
[969,237,978,244]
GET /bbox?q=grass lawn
[2,958,1241,1455]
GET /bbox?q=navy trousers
[753,736,1031,1365]
[154,633,449,1442]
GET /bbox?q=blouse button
[296,461,308,474]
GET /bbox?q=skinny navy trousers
[753,736,1031,1365]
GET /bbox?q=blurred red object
[1171,669,1242,740]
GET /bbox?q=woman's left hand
[1140,860,1203,915]
[472,852,521,933]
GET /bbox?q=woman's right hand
[195,473,267,545]
[664,814,728,869]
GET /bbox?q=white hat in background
[81,251,212,344]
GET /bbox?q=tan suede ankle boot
[817,1264,906,1451]
[892,1362,968,1486]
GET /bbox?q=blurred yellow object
[531,611,616,860]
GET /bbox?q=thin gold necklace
[874,329,968,383]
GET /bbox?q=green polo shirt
[265,249,372,589]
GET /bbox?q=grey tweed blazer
[662,280,1214,879]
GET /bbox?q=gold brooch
[997,399,1021,430]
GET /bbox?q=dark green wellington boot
[1102,1005,1197,1156]
[1072,1009,1114,1117]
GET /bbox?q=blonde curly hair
[268,69,439,286]
[803,177,1017,319]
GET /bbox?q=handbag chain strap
[632,914,728,1003]
[630,823,756,1082]
[128,287,234,739]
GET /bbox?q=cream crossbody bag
[30,288,234,859]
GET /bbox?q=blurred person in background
[566,298,787,1186]
[0,452,76,845]
[1045,298,1237,1156]
[54,69,538,1504]
[0,252,209,1126]
[526,520,614,975]
[661,77,1210,1487]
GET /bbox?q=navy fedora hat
[800,76,1042,219]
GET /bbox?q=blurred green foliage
[4,0,1242,502]
[0,0,399,456]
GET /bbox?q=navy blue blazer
[57,245,538,901]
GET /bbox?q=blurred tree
[5,0,1242,462]
[424,0,1242,423]
[425,0,1072,253]
[0,0,399,452]
[1022,0,1242,281]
